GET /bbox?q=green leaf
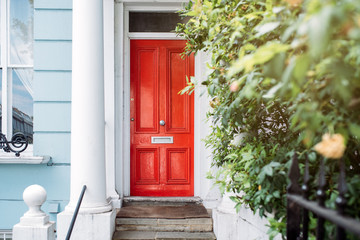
[269,162,281,168]
[229,196,238,202]
[263,52,286,79]
[273,191,280,198]
[228,42,290,76]
[255,22,280,37]
[308,6,334,58]
[263,83,283,99]
[244,181,251,189]
[349,123,360,138]
[262,165,273,177]
[185,10,199,17]
[308,152,317,163]
[224,153,238,161]
[251,42,290,67]
[293,54,310,85]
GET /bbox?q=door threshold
[123,196,202,206]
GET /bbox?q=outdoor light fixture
[0,133,29,157]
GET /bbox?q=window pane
[12,69,33,141]
[0,2,2,65]
[129,12,189,32]
[0,69,2,133]
[10,0,34,65]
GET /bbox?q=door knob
[131,118,135,121]
[159,120,165,126]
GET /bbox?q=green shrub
[176,0,360,238]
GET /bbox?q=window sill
[0,155,51,164]
[0,146,52,165]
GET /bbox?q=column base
[65,202,112,214]
[57,208,116,240]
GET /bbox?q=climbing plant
[176,0,360,238]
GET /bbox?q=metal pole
[65,185,87,240]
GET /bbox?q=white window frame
[0,0,33,138]
[0,0,50,163]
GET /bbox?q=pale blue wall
[0,0,72,229]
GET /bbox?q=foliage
[176,0,360,238]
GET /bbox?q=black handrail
[287,154,360,239]
[66,185,87,240]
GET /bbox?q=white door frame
[114,0,207,198]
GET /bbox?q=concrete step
[112,231,216,240]
[116,218,213,232]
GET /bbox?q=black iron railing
[66,185,87,240]
[287,154,360,239]
[0,132,29,156]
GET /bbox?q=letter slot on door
[151,136,174,144]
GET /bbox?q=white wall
[193,51,222,208]
[212,193,281,240]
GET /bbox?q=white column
[57,1,116,239]
[66,0,111,214]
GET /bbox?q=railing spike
[316,158,326,240]
[287,153,301,239]
[287,153,301,195]
[336,158,347,240]
[302,154,310,240]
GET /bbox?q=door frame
[115,1,206,197]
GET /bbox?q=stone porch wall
[210,193,281,240]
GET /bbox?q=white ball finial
[23,184,47,217]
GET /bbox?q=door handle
[159,120,165,126]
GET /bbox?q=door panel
[135,48,159,133]
[130,40,194,196]
[167,49,190,132]
[166,148,190,184]
[135,148,159,184]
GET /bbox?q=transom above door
[130,40,194,196]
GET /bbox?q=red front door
[130,40,194,196]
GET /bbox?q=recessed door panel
[166,148,190,184]
[135,148,159,184]
[167,50,190,133]
[135,48,159,133]
[130,40,194,196]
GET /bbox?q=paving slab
[187,218,212,225]
[113,231,156,240]
[117,218,158,225]
[156,231,216,240]
[158,219,189,225]
[116,225,189,232]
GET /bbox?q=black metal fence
[287,154,360,239]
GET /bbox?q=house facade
[0,0,273,239]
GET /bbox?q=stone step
[112,231,216,240]
[123,197,202,206]
[116,218,213,232]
